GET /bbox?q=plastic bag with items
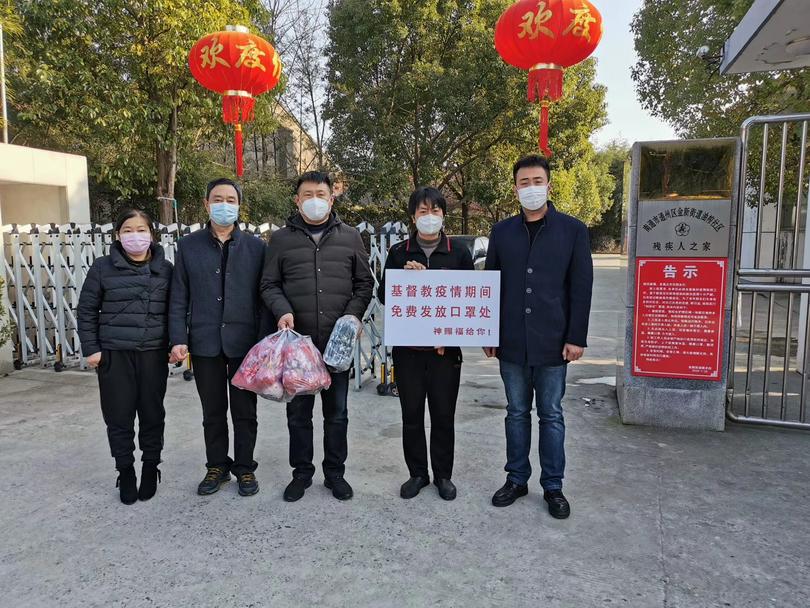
[233,330,331,401]
[282,332,332,396]
[323,315,363,372]
[231,330,290,401]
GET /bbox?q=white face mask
[415,214,443,236]
[301,197,330,222]
[518,185,548,211]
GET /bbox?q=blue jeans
[499,360,567,491]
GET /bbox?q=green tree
[0,2,22,136]
[325,0,610,231]
[589,140,630,251]
[633,0,810,220]
[7,0,278,223]
[632,0,810,138]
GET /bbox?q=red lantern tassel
[527,68,563,103]
[222,96,256,124]
[539,102,552,158]
[235,123,244,177]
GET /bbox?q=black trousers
[97,349,168,470]
[192,353,258,475]
[392,347,462,480]
[287,370,350,481]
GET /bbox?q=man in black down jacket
[169,178,268,498]
[485,155,593,520]
[261,171,374,502]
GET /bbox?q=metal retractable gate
[1,221,408,391]
[728,113,810,429]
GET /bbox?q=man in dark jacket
[261,171,374,502]
[169,178,267,498]
[484,155,593,519]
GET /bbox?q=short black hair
[512,155,551,183]
[296,171,332,193]
[206,177,242,203]
[408,186,447,217]
[114,209,154,236]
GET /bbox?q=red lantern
[189,25,282,176]
[495,0,603,157]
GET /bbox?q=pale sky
[590,0,678,148]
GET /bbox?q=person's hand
[483,347,497,358]
[404,261,426,270]
[170,344,188,364]
[278,313,295,330]
[562,343,584,362]
[86,352,102,368]
[435,346,445,356]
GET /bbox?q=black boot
[116,466,138,505]
[138,462,161,501]
[400,476,430,499]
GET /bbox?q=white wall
[0,143,90,224]
[0,144,91,373]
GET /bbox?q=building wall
[240,104,324,179]
[0,144,91,373]
[0,144,90,224]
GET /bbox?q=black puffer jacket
[77,242,173,355]
[261,212,374,351]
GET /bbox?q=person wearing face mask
[378,187,474,501]
[484,155,593,520]
[77,209,173,505]
[168,177,269,498]
[261,171,374,502]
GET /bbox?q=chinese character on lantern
[563,2,597,41]
[518,1,555,40]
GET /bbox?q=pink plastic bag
[282,332,332,397]
[233,330,331,401]
[232,331,289,401]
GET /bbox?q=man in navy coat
[484,155,593,519]
[169,178,268,498]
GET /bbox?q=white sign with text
[383,270,501,347]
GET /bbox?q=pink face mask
[120,232,152,256]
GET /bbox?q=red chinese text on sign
[632,258,727,381]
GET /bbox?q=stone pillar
[617,138,741,431]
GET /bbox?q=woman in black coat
[379,187,474,501]
[77,209,173,505]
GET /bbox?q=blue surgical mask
[210,202,239,226]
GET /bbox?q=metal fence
[728,113,810,429]
[1,220,408,390]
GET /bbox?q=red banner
[632,258,727,381]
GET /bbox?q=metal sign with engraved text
[636,199,730,258]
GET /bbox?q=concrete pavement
[0,255,808,607]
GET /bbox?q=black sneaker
[434,478,457,501]
[400,476,430,499]
[237,472,259,497]
[138,462,161,501]
[491,480,528,507]
[116,466,138,505]
[197,466,231,496]
[283,478,312,502]
[543,490,571,519]
[324,477,353,500]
